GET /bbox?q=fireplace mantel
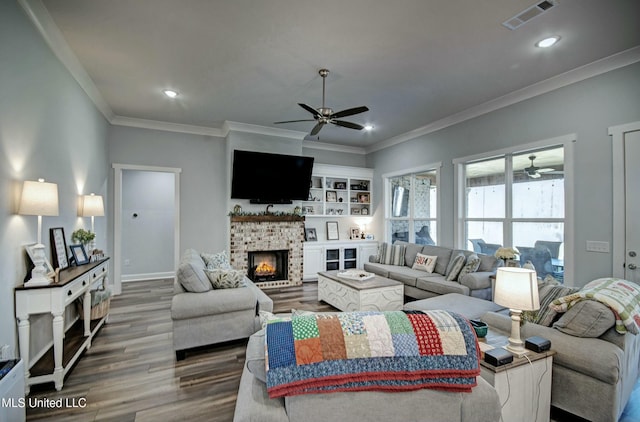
[230,215,305,223]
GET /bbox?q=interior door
[625,130,640,283]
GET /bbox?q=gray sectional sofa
[233,328,502,422]
[364,241,501,300]
[171,249,273,360]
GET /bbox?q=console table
[15,258,110,392]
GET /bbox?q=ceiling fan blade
[331,106,369,119]
[332,120,364,130]
[310,122,325,136]
[298,103,321,118]
[274,119,316,124]
[537,168,555,173]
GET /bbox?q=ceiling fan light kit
[274,68,370,137]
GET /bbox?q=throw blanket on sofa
[265,310,480,398]
[550,278,640,334]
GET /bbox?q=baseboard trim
[122,272,175,283]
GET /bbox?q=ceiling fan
[274,69,369,136]
[524,155,556,178]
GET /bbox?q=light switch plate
[586,241,610,253]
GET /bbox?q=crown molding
[302,140,366,155]
[111,116,225,137]
[19,0,114,122]
[221,121,306,140]
[367,45,640,153]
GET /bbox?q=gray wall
[0,1,109,358]
[108,126,228,253]
[367,62,640,287]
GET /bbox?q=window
[385,167,439,245]
[459,145,566,281]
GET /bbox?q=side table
[479,329,555,422]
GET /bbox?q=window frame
[383,162,442,245]
[453,134,575,285]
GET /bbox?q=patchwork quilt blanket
[551,277,640,334]
[265,310,480,398]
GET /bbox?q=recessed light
[536,36,560,48]
[163,89,179,98]
[364,125,374,131]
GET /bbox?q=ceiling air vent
[502,0,557,30]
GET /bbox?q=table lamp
[80,193,104,250]
[493,267,539,357]
[19,178,59,286]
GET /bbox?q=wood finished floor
[25,279,639,422]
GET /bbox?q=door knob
[629,264,638,270]
[630,251,637,257]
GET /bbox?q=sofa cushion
[458,271,493,291]
[363,262,392,277]
[420,246,453,275]
[378,242,406,266]
[387,266,427,287]
[171,287,257,320]
[411,253,437,273]
[177,257,211,293]
[405,293,506,320]
[458,254,481,280]
[245,329,268,383]
[553,300,616,338]
[394,241,424,268]
[477,253,500,272]
[205,268,246,289]
[445,252,466,281]
[416,275,470,296]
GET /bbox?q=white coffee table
[317,270,404,311]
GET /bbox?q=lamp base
[504,343,529,358]
[506,308,530,357]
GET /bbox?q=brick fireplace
[229,215,305,288]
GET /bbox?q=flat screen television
[231,150,314,204]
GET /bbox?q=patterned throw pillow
[378,243,406,266]
[412,253,437,273]
[458,254,481,280]
[445,253,466,281]
[531,285,578,326]
[204,268,246,289]
[201,250,232,270]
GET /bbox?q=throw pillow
[177,261,211,293]
[531,285,578,326]
[458,254,481,280]
[553,300,616,338]
[201,250,232,270]
[445,253,466,281]
[378,243,406,266]
[204,268,246,289]
[412,253,437,273]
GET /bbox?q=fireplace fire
[247,250,288,283]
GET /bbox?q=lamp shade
[18,179,59,216]
[494,267,540,311]
[80,193,104,217]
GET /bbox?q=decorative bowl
[470,320,488,338]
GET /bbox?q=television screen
[231,150,314,203]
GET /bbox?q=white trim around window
[453,134,575,285]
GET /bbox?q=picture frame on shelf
[69,244,90,265]
[334,182,346,190]
[349,227,360,240]
[358,193,370,203]
[305,228,317,241]
[351,208,361,215]
[326,190,337,202]
[326,221,339,240]
[49,227,69,270]
[25,243,55,275]
[361,207,369,215]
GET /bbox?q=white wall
[367,62,640,287]
[0,1,109,358]
[121,170,175,279]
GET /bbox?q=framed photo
[358,193,370,203]
[351,208,361,215]
[49,227,69,270]
[506,259,521,268]
[350,227,361,240]
[25,244,54,275]
[326,190,337,202]
[69,244,90,265]
[326,221,339,240]
[305,228,318,241]
[361,207,369,215]
[334,182,346,190]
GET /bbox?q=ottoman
[404,293,506,319]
